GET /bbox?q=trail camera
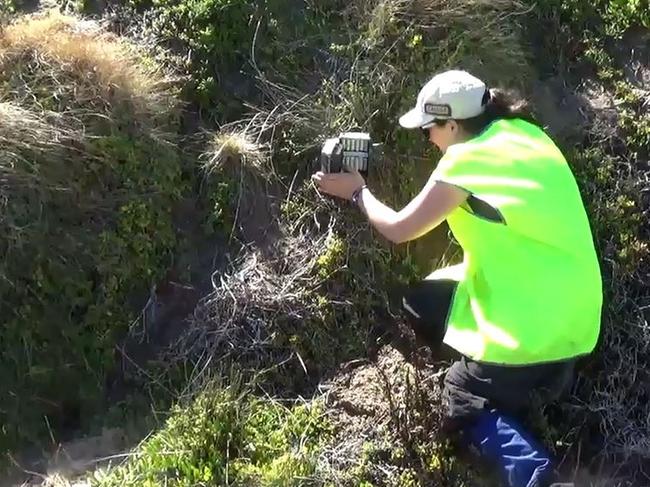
[320,132,381,174]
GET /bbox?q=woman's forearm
[311,169,466,244]
[357,180,468,244]
[357,187,402,243]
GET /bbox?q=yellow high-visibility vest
[429,118,602,365]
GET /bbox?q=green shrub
[0,13,188,452]
[93,382,330,486]
[556,0,650,37]
[136,0,255,111]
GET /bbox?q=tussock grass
[0,11,177,126]
[0,101,78,251]
[346,0,532,83]
[202,129,266,174]
[0,102,69,188]
[0,102,69,157]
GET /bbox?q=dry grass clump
[0,102,69,150]
[0,102,69,166]
[41,473,86,487]
[0,11,182,251]
[202,129,267,174]
[0,13,181,243]
[344,0,532,87]
[408,0,531,75]
[168,217,338,374]
[0,101,58,138]
[0,11,178,127]
[0,103,70,248]
[405,0,527,21]
[0,102,77,217]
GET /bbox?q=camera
[320,132,382,175]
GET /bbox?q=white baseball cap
[399,70,488,129]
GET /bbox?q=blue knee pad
[466,410,554,487]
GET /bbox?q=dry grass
[0,11,178,126]
[0,12,181,238]
[202,129,267,174]
[41,474,84,487]
[0,12,180,216]
[344,0,532,85]
[0,13,174,209]
[167,216,339,378]
[405,0,529,21]
[0,102,74,210]
[0,102,69,156]
[0,101,57,137]
[2,11,148,92]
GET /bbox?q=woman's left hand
[311,170,366,201]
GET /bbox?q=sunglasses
[420,123,434,139]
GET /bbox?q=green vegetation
[554,0,650,37]
[0,12,188,451]
[93,381,330,486]
[80,3,532,484]
[0,0,648,485]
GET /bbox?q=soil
[2,428,124,486]
[325,347,418,439]
[316,345,450,483]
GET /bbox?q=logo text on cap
[424,103,452,117]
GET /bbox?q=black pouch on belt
[401,278,457,348]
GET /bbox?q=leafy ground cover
[1,1,648,486]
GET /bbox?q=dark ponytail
[438,88,539,136]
